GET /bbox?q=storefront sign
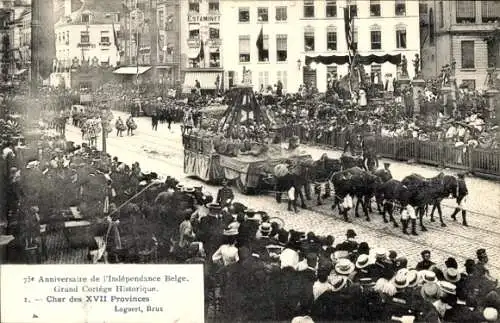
[187,15,221,23]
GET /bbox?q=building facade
[219,0,420,93]
[180,0,223,92]
[54,0,121,71]
[420,0,500,90]
[157,0,181,86]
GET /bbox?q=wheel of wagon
[235,177,248,194]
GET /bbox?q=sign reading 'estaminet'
[1,264,204,323]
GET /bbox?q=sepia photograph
[1,0,500,322]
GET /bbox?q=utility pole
[30,0,40,95]
[150,0,158,86]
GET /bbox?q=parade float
[183,86,313,193]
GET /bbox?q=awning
[14,69,27,75]
[183,72,220,90]
[113,66,151,75]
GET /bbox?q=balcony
[187,38,201,48]
[207,38,221,47]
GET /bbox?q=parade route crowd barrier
[279,124,500,179]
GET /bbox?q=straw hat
[406,270,419,288]
[355,254,370,269]
[335,258,355,275]
[439,281,457,295]
[393,271,408,289]
[443,267,460,283]
[483,308,498,322]
[420,270,437,284]
[420,282,441,302]
[331,275,348,292]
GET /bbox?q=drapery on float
[182,86,312,193]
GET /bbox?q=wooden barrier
[279,124,500,178]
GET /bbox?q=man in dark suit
[335,229,358,253]
[197,203,223,258]
[416,250,436,271]
[216,180,234,208]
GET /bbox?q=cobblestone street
[62,111,500,276]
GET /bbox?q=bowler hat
[346,229,357,238]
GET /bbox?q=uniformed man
[449,172,468,226]
[216,179,234,208]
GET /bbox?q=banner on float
[1,264,204,323]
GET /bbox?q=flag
[256,26,264,60]
[112,21,120,52]
[343,7,355,67]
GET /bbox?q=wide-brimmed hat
[406,270,419,288]
[439,281,457,295]
[259,222,272,235]
[331,276,348,292]
[335,258,355,275]
[245,209,256,216]
[420,282,441,301]
[443,267,460,283]
[420,270,437,284]
[183,187,195,193]
[176,184,184,190]
[355,254,370,269]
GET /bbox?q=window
[276,7,287,21]
[239,8,250,22]
[370,64,381,82]
[258,8,268,22]
[158,10,164,29]
[259,71,270,88]
[304,31,315,51]
[80,31,89,44]
[349,5,357,17]
[327,31,337,50]
[370,30,381,50]
[257,35,269,62]
[188,2,199,13]
[487,39,497,67]
[209,24,219,39]
[326,1,337,17]
[66,31,69,43]
[370,0,381,16]
[276,34,287,62]
[461,41,475,68]
[189,24,200,38]
[304,1,314,18]
[396,28,406,49]
[482,1,500,23]
[81,14,89,23]
[456,1,475,23]
[209,1,219,13]
[209,51,220,67]
[395,0,406,16]
[439,1,444,27]
[100,31,110,44]
[419,3,428,14]
[239,36,250,62]
[327,66,337,80]
[461,80,476,90]
[276,71,288,89]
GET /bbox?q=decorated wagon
[183,86,312,193]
